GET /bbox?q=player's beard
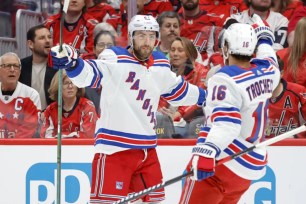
[250,0,271,12]
[182,0,199,11]
[133,45,154,61]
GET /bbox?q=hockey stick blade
[114,123,306,204]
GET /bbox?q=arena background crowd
[0,0,305,139]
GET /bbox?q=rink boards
[0,139,306,204]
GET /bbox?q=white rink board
[0,143,306,203]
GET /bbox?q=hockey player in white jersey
[49,15,206,203]
[179,14,280,204]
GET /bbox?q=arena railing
[0,9,44,57]
[15,9,44,58]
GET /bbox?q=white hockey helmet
[220,23,257,56]
[128,15,160,47]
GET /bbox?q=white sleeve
[66,49,117,88]
[256,43,278,64]
[30,89,42,111]
[160,70,206,107]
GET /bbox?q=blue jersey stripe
[171,82,189,101]
[232,139,265,160]
[224,148,265,170]
[67,58,85,78]
[95,139,157,149]
[213,107,240,113]
[214,117,241,124]
[236,71,275,83]
[95,128,156,140]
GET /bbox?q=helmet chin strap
[221,48,229,66]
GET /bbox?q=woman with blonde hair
[40,70,97,138]
[277,17,306,87]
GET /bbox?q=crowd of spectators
[0,0,305,139]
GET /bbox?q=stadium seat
[186,116,205,138]
[155,113,175,139]
[0,11,12,37]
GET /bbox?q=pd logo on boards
[239,166,276,204]
[26,163,91,204]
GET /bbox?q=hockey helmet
[128,15,160,47]
[220,23,257,56]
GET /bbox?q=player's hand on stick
[251,13,275,45]
[48,44,78,69]
[188,144,218,181]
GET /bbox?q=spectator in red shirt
[271,0,303,20]
[0,52,41,138]
[143,0,174,17]
[277,17,306,87]
[266,55,306,138]
[44,0,98,53]
[287,2,306,46]
[85,0,116,22]
[107,0,145,47]
[199,0,247,22]
[159,37,208,137]
[40,70,97,138]
[179,0,223,64]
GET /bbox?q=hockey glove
[48,44,78,69]
[189,144,217,181]
[251,13,275,45]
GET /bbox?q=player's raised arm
[48,44,114,89]
[251,14,278,64]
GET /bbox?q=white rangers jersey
[198,43,280,180]
[231,10,288,51]
[66,46,206,154]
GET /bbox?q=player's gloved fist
[251,13,275,45]
[190,144,217,181]
[48,44,78,69]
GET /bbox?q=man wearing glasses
[0,52,41,138]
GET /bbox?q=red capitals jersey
[86,3,117,22]
[144,0,174,17]
[107,13,128,47]
[41,97,98,138]
[266,79,306,138]
[280,0,303,20]
[0,82,41,138]
[277,48,306,87]
[178,10,223,62]
[199,0,247,24]
[44,13,98,53]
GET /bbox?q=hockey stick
[114,123,306,204]
[56,0,70,204]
